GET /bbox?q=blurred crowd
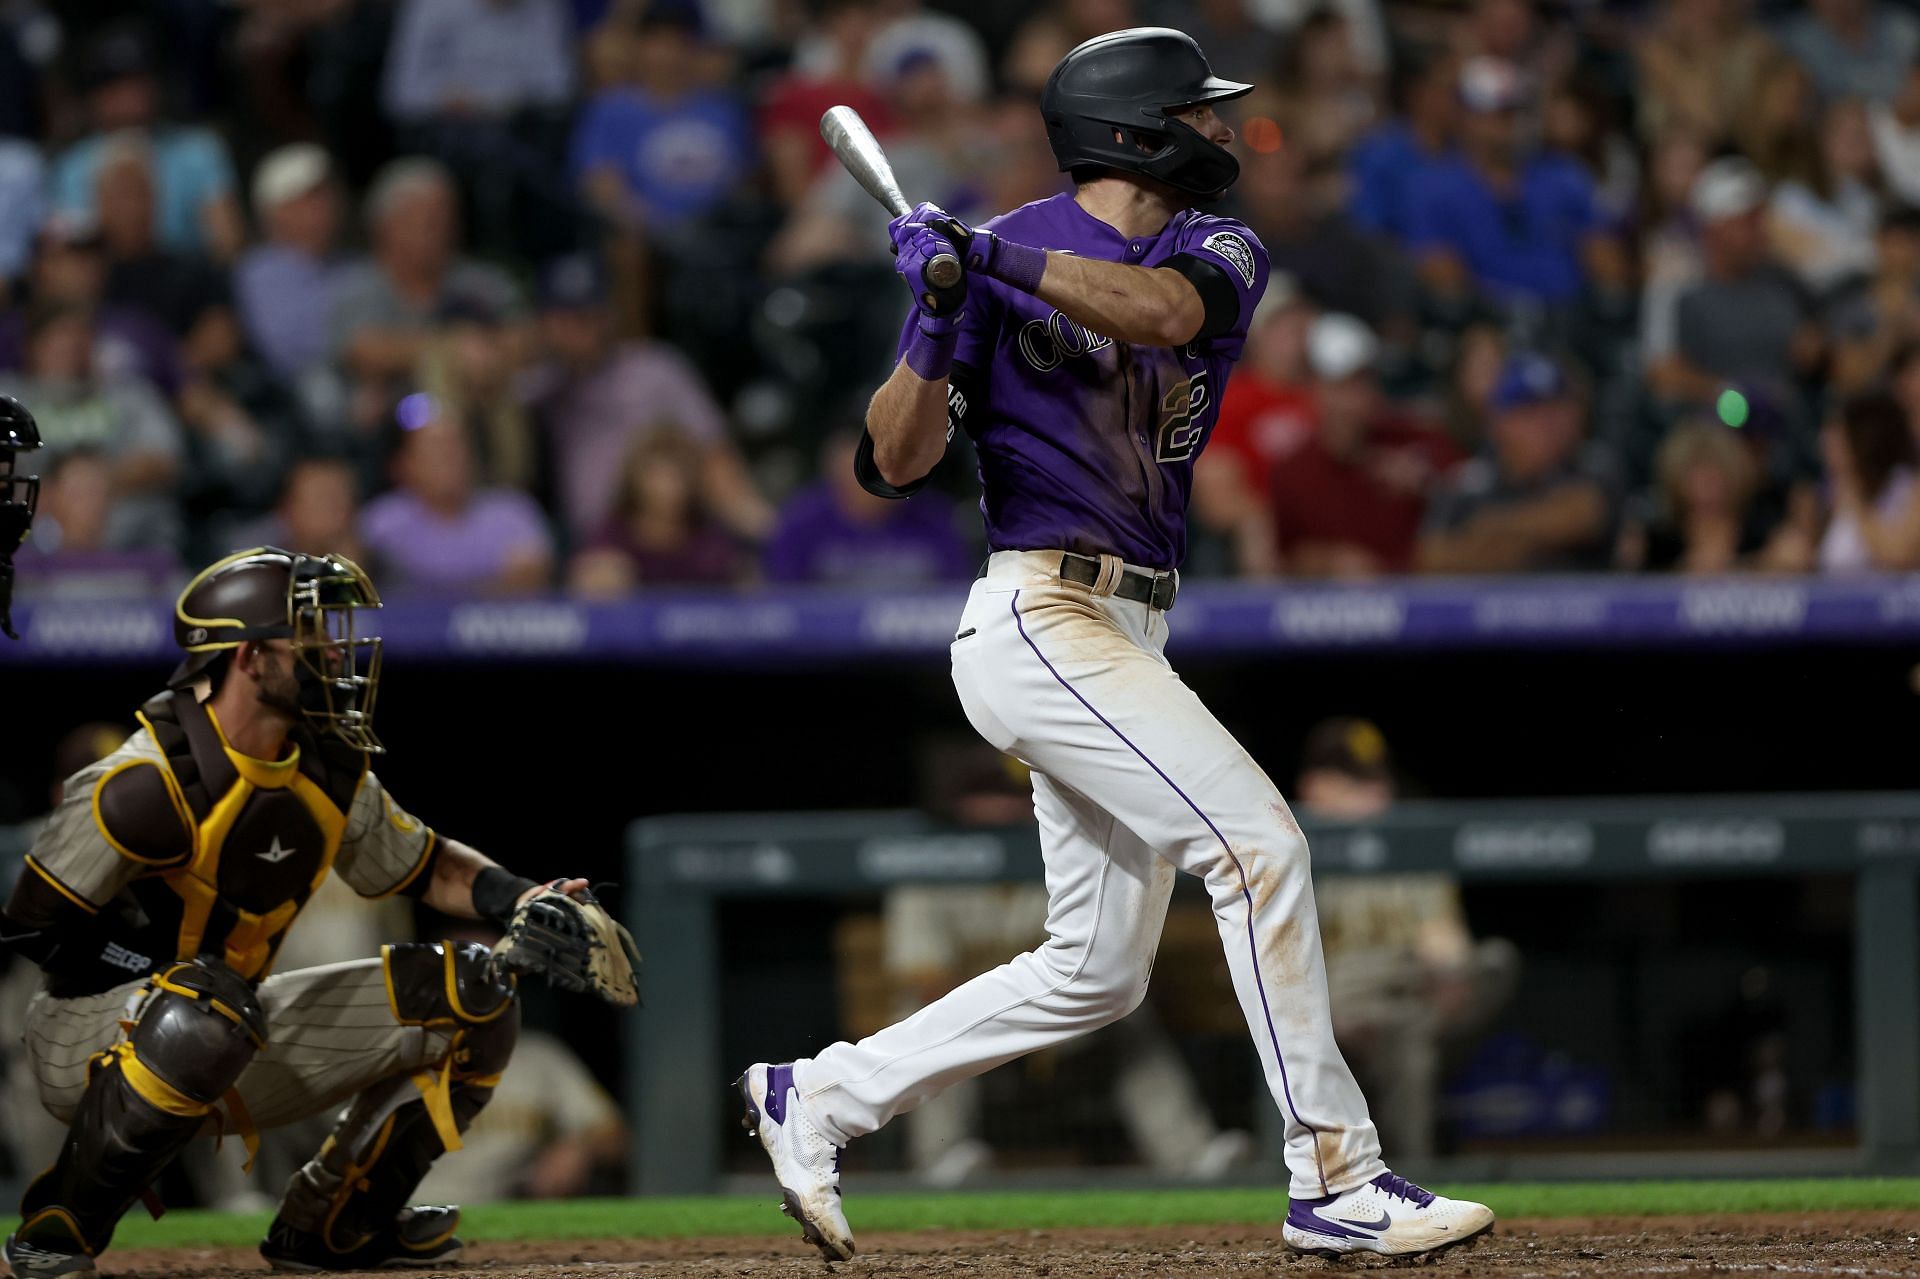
[7,0,1920,602]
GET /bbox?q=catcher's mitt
[494,884,641,1007]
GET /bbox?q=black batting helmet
[1041,27,1253,201]
[0,394,42,641]
[172,547,386,752]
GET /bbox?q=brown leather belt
[1058,552,1179,612]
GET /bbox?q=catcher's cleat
[260,1206,463,1272]
[738,1062,855,1262]
[1282,1170,1494,1258]
[2,1234,96,1279]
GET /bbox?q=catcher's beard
[257,649,305,721]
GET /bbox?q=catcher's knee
[384,940,517,1028]
[129,956,268,1104]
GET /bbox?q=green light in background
[1717,388,1749,428]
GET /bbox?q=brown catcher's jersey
[16,689,436,996]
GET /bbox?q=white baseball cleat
[1282,1171,1495,1258]
[737,1062,855,1262]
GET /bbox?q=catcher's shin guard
[272,943,518,1257]
[17,959,266,1256]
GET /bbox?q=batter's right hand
[890,209,967,321]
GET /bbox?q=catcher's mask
[0,394,42,641]
[170,547,386,753]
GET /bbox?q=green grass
[112,1179,1920,1250]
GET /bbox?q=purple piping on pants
[1008,590,1327,1191]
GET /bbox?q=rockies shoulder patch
[1201,231,1256,286]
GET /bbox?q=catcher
[1,393,40,641]
[0,547,639,1278]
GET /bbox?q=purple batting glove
[890,204,967,318]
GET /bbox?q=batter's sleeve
[334,771,439,899]
[24,732,188,912]
[1165,216,1270,357]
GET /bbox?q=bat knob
[926,253,963,290]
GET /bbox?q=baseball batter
[739,28,1494,1261]
[0,548,638,1278]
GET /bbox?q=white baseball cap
[1690,157,1767,223]
[252,144,332,216]
[1307,313,1378,380]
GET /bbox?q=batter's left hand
[890,202,968,320]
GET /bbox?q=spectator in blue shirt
[1348,51,1460,243]
[234,145,348,379]
[1405,57,1627,310]
[51,26,244,263]
[572,5,753,233]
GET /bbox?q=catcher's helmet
[0,394,42,641]
[1041,27,1253,201]
[171,547,386,752]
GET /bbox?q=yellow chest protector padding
[133,691,367,980]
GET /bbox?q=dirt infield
[92,1212,1920,1279]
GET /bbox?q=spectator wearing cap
[1403,57,1626,311]
[0,218,181,397]
[572,6,753,234]
[1417,353,1617,573]
[51,25,244,262]
[329,158,522,409]
[1779,0,1920,105]
[1193,280,1318,576]
[1830,208,1920,393]
[1651,158,1822,425]
[94,136,233,356]
[763,429,974,587]
[360,404,555,595]
[1347,51,1460,244]
[1267,314,1461,578]
[235,145,348,380]
[524,253,770,544]
[1294,715,1518,1161]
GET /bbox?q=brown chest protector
[134,690,368,981]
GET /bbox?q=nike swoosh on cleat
[1333,1210,1391,1231]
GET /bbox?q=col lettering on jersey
[898,193,1269,570]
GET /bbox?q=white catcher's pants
[794,551,1385,1196]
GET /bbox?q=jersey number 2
[1155,373,1210,463]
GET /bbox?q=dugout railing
[625,795,1920,1194]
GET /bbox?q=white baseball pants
[794,550,1385,1197]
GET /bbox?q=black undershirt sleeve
[854,360,983,499]
[1164,253,1240,344]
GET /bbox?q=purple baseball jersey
[894,192,1270,569]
